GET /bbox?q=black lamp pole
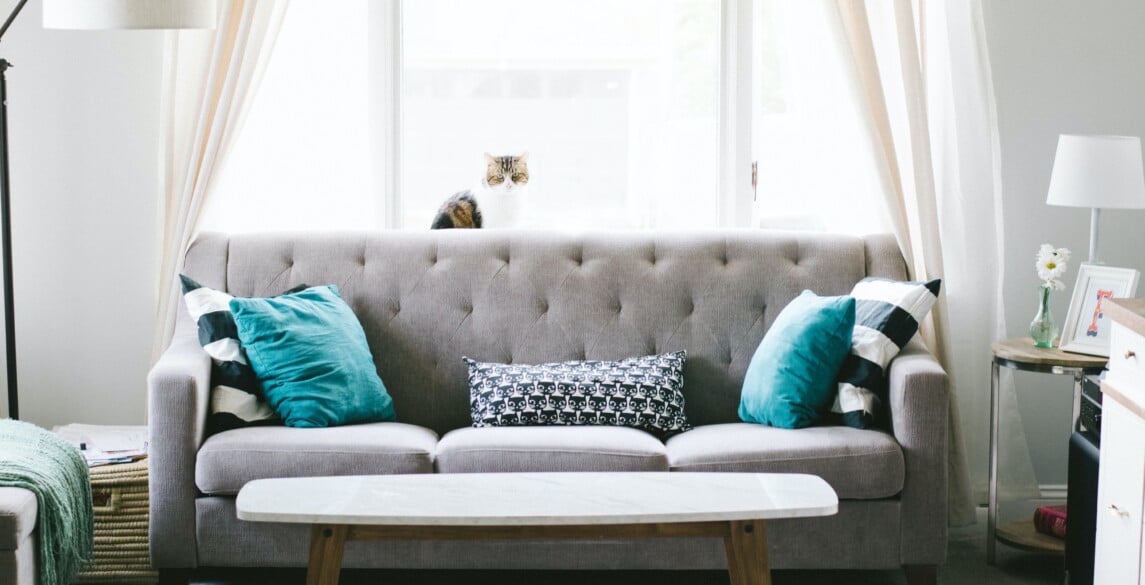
[0,0,27,420]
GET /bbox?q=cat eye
[512,174,528,182]
[488,176,504,184]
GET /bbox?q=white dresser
[1095,299,1145,585]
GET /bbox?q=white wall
[984,0,1145,489]
[0,0,162,428]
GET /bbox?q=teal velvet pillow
[230,285,396,428]
[738,290,856,429]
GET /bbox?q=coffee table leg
[724,520,771,585]
[307,524,348,585]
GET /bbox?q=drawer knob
[1127,350,1138,360]
[1108,504,1130,518]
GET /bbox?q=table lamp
[2,0,216,420]
[1046,134,1145,264]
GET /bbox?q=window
[203,0,376,233]
[750,0,889,235]
[202,0,888,236]
[401,0,720,229]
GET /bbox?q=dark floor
[190,510,1064,585]
[193,568,895,585]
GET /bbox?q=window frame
[371,0,756,230]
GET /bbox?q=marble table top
[235,472,838,526]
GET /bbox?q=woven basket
[75,459,157,585]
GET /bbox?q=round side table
[987,338,1106,564]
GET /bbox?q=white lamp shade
[43,0,217,30]
[1046,134,1145,209]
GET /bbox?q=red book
[1034,504,1067,539]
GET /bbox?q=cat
[431,152,530,229]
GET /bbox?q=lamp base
[1087,208,1100,265]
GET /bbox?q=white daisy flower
[1035,244,1070,285]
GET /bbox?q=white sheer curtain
[153,0,290,358]
[758,0,1022,522]
[832,0,1035,524]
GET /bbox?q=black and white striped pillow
[831,277,941,429]
[180,275,306,434]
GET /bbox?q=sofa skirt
[194,496,903,570]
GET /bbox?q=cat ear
[484,152,497,165]
[517,151,529,163]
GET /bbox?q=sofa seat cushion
[666,423,904,500]
[195,422,437,495]
[435,426,668,473]
[0,488,36,550]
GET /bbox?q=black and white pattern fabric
[180,275,306,434]
[832,277,941,429]
[465,351,691,436]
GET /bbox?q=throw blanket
[0,419,93,585]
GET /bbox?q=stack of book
[1034,504,1067,539]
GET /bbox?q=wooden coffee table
[236,472,838,585]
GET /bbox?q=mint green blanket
[0,419,93,585]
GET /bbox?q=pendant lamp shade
[43,0,217,30]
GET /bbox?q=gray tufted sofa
[148,230,948,584]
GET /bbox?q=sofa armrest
[886,337,949,566]
[147,316,210,569]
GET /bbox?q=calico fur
[431,152,529,229]
[431,192,482,229]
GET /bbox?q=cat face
[483,152,530,193]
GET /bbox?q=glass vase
[1028,285,1057,348]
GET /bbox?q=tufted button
[462,302,473,314]
[539,300,549,313]
[573,249,583,266]
[358,256,367,267]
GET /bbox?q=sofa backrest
[182,230,907,434]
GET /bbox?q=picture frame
[1059,263,1140,356]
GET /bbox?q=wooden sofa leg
[157,569,192,585]
[904,565,938,585]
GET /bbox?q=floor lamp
[1,0,216,420]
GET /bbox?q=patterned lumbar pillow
[180,275,306,434]
[465,351,691,436]
[832,277,942,429]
